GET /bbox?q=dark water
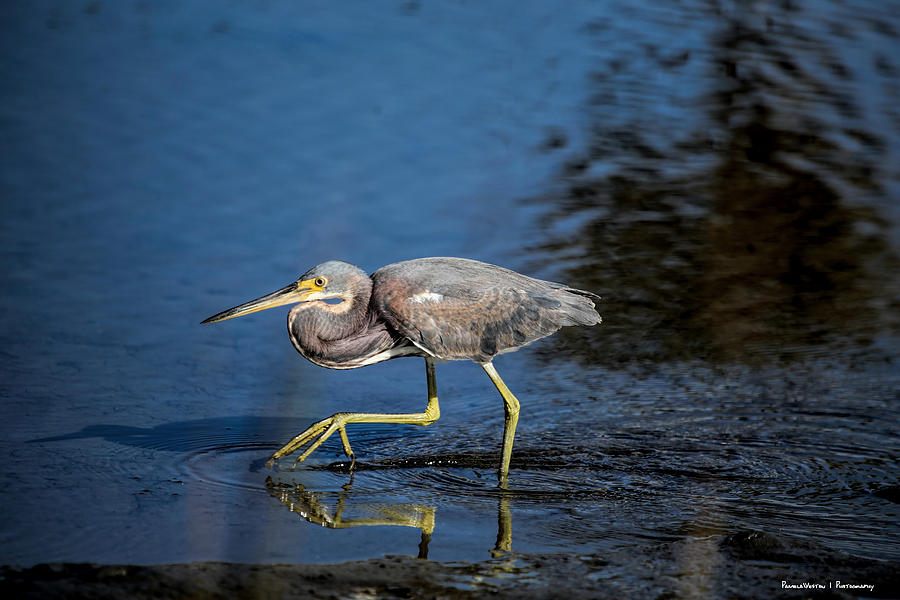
[2,0,899,594]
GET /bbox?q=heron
[202,257,601,484]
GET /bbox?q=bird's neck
[287,278,373,357]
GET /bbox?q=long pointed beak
[201,281,317,324]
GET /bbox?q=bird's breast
[286,302,413,370]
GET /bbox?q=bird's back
[372,257,600,363]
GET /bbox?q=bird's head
[201,260,368,324]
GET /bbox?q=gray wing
[371,258,600,363]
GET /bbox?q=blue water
[2,0,899,582]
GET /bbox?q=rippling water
[1,0,899,594]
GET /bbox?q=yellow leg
[481,362,520,487]
[266,357,441,468]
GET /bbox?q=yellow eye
[314,277,327,288]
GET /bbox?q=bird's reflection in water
[265,474,514,560]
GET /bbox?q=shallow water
[2,0,899,590]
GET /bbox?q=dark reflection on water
[533,2,900,366]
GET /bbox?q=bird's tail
[558,287,602,327]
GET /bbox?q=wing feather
[372,258,600,362]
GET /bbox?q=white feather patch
[409,292,444,304]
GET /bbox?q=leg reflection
[492,491,513,557]
[266,474,436,558]
[266,474,515,562]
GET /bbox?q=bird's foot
[266,413,355,469]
